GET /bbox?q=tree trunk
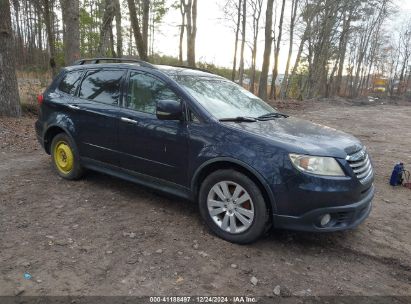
[110,26,116,57]
[287,26,308,97]
[280,0,298,99]
[269,0,286,99]
[97,0,116,57]
[258,0,274,100]
[185,0,197,67]
[249,0,263,94]
[249,40,257,93]
[114,0,123,57]
[142,0,150,51]
[127,0,148,61]
[43,0,57,77]
[0,0,21,117]
[398,56,409,94]
[179,2,186,64]
[238,0,246,85]
[231,0,242,81]
[352,1,387,97]
[12,0,22,63]
[61,0,80,65]
[334,9,353,95]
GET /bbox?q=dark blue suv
[35,58,374,243]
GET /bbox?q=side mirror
[156,100,183,121]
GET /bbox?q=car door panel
[72,100,120,165]
[71,68,125,166]
[118,71,189,186]
[119,108,188,185]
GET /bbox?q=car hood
[223,117,363,158]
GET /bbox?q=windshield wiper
[219,116,257,122]
[257,112,289,120]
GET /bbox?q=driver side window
[126,72,180,114]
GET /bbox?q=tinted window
[79,70,124,104]
[127,72,180,114]
[58,70,83,95]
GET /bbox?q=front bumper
[273,185,374,232]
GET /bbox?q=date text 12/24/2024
[149,297,258,303]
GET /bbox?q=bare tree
[280,0,299,99]
[397,20,411,94]
[43,0,57,76]
[127,0,149,60]
[178,0,186,64]
[333,2,356,96]
[223,0,243,81]
[0,0,21,117]
[61,0,80,65]
[114,0,123,57]
[351,1,389,97]
[249,0,263,93]
[258,0,275,100]
[238,0,246,85]
[269,0,286,99]
[183,0,197,67]
[97,0,116,56]
[142,0,150,51]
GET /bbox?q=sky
[154,0,411,73]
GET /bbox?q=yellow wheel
[51,133,83,180]
[53,141,74,174]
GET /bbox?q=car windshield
[170,75,277,119]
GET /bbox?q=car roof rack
[170,65,215,75]
[73,58,156,69]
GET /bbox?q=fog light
[320,214,331,227]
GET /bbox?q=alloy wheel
[207,181,255,234]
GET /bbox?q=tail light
[37,94,44,105]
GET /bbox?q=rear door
[117,70,189,186]
[70,68,125,165]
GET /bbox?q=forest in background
[1,0,411,117]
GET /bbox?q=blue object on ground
[23,272,32,280]
[390,163,404,186]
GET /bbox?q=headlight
[289,154,345,176]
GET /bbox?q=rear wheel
[51,133,83,180]
[199,169,269,244]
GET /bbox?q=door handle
[121,117,138,124]
[68,104,80,110]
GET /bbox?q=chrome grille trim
[357,165,372,179]
[346,148,373,184]
[350,155,369,168]
[353,158,371,174]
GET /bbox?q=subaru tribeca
[35,58,374,244]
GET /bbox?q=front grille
[346,148,373,184]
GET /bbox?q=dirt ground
[0,100,410,297]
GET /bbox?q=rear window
[79,69,124,105]
[58,70,83,95]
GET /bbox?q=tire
[50,133,83,180]
[198,169,269,244]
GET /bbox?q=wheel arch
[43,125,74,154]
[191,158,277,214]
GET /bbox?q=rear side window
[58,70,83,95]
[126,72,180,114]
[79,70,124,105]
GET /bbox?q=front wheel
[198,169,269,244]
[50,133,83,180]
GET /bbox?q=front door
[118,71,189,186]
